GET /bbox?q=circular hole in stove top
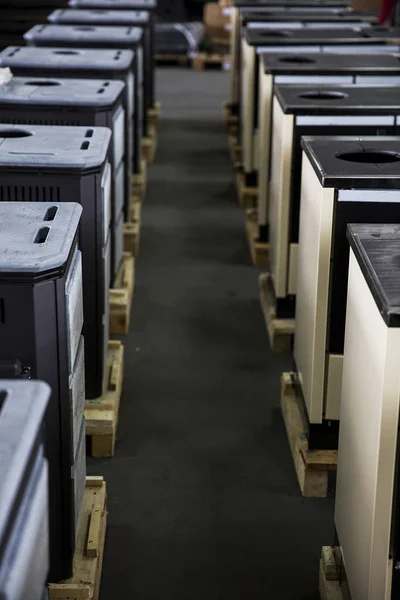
[25,80,61,86]
[0,129,33,138]
[53,50,80,55]
[336,149,400,164]
[278,56,316,64]
[259,30,294,37]
[299,90,348,100]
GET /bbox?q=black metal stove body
[23,24,144,173]
[0,76,126,280]
[0,203,86,583]
[0,124,112,401]
[0,45,136,200]
[68,0,156,108]
[48,8,154,134]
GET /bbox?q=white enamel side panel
[248,21,303,30]
[269,98,294,299]
[275,75,352,85]
[65,248,84,373]
[69,337,85,458]
[103,236,111,385]
[112,106,125,168]
[325,354,343,421]
[241,39,255,173]
[114,160,125,221]
[230,7,239,105]
[0,458,49,600]
[72,419,86,539]
[293,155,335,424]
[257,70,273,228]
[335,250,400,600]
[257,72,351,230]
[101,162,112,246]
[357,75,400,85]
[321,43,400,54]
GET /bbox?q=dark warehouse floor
[88,67,334,600]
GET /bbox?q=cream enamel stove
[294,137,400,449]
[268,84,400,319]
[229,0,353,117]
[233,6,375,125]
[335,224,400,600]
[257,52,400,243]
[241,26,400,188]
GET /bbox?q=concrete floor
[88,67,334,600]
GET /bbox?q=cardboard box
[353,0,381,14]
[204,2,230,44]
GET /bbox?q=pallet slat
[147,102,161,130]
[319,547,343,600]
[85,341,124,457]
[49,478,107,600]
[124,196,141,258]
[245,211,268,268]
[86,505,102,559]
[258,273,294,351]
[192,53,231,70]
[281,373,338,497]
[228,135,241,168]
[110,252,135,335]
[142,122,158,164]
[132,159,147,201]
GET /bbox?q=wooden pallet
[132,159,147,201]
[147,101,161,130]
[319,547,343,600]
[245,210,269,268]
[109,252,135,335]
[281,373,338,497]
[49,477,107,600]
[192,53,231,71]
[156,54,190,66]
[258,272,294,350]
[142,122,157,165]
[85,341,124,458]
